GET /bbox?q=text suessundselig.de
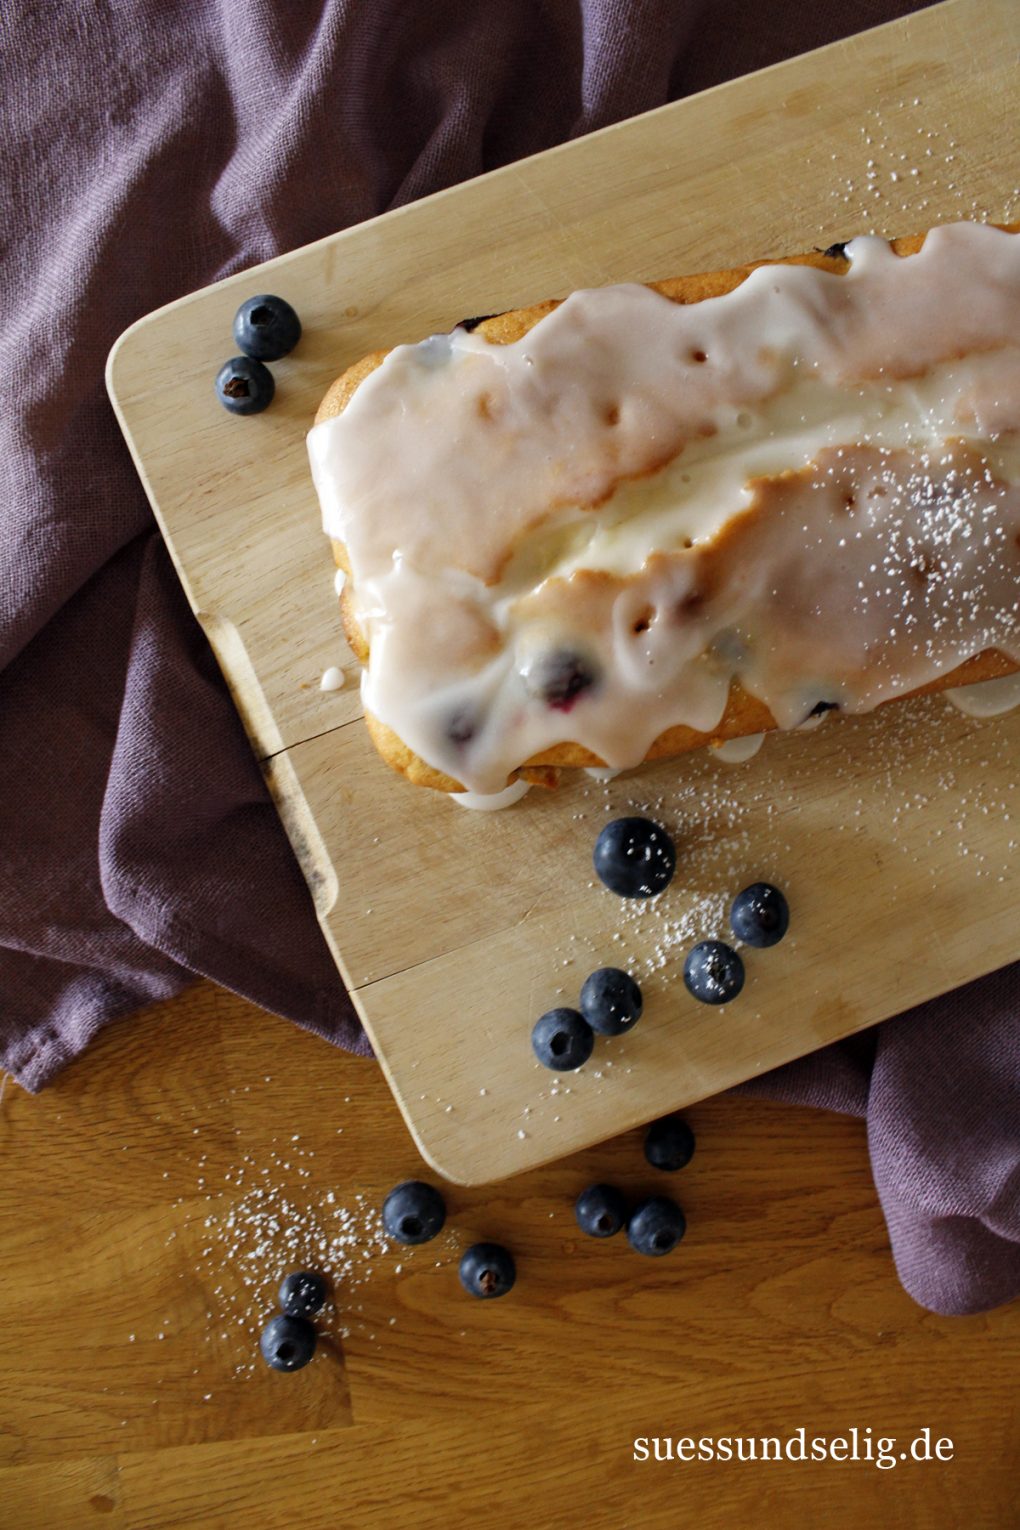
[633,1427,954,1471]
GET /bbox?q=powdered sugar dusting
[564,744,777,981]
[550,684,1017,1015]
[814,100,1020,234]
[162,1138,410,1375]
[813,98,1020,237]
[602,771,760,978]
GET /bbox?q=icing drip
[309,222,1020,793]
[945,672,1020,717]
[449,780,532,811]
[712,733,765,764]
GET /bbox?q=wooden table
[1,982,1016,1529]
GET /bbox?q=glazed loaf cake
[308,221,1020,794]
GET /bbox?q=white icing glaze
[449,779,531,810]
[320,666,345,691]
[334,567,347,597]
[711,732,765,764]
[308,223,1020,793]
[945,672,1020,716]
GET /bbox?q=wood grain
[282,689,1020,1183]
[0,984,1016,1529]
[106,0,1020,1181]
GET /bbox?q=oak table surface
[1,982,1016,1530]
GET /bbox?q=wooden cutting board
[107,0,1020,1183]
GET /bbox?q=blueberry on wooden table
[259,1314,317,1371]
[215,355,275,415]
[459,1243,516,1298]
[643,1115,695,1172]
[730,882,789,948]
[382,1180,447,1245]
[278,1270,329,1318]
[593,817,676,898]
[627,1197,687,1257]
[233,294,302,361]
[683,940,745,1005]
[575,1183,628,1238]
[579,967,643,1036]
[531,1007,594,1071]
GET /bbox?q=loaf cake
[308,221,1020,794]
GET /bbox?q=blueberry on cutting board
[593,816,676,898]
[579,967,643,1035]
[730,882,790,948]
[683,940,745,1005]
[233,294,302,361]
[215,355,275,415]
[531,1008,594,1071]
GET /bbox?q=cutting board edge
[101,0,975,405]
[348,934,1017,1186]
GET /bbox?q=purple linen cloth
[1,0,1015,1315]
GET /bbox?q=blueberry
[531,1008,594,1071]
[593,816,676,898]
[278,1270,329,1318]
[381,1180,446,1245]
[215,356,275,415]
[579,967,643,1036]
[626,1196,687,1257]
[459,1242,516,1298]
[445,707,477,747]
[258,1314,317,1371]
[233,294,302,361]
[454,313,497,332]
[730,882,789,948]
[644,1115,695,1171]
[683,940,745,1004]
[575,1183,627,1238]
[522,649,599,711]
